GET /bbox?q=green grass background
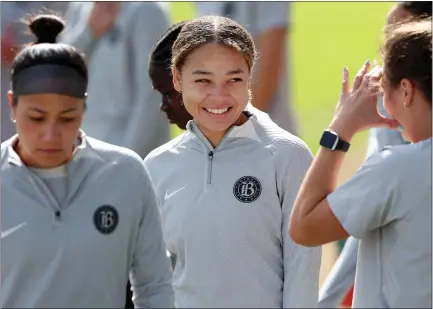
[168,2,395,154]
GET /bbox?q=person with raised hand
[290,18,432,308]
[319,3,432,307]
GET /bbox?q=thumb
[374,116,400,130]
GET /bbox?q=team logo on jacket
[93,205,119,235]
[233,176,262,203]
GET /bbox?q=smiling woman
[144,15,322,308]
[1,14,174,308]
[171,16,256,147]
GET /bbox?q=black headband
[13,64,87,98]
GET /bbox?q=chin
[177,123,188,130]
[35,155,68,168]
[401,130,414,143]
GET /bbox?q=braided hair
[149,20,189,70]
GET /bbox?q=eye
[162,92,177,100]
[60,118,76,124]
[195,79,211,84]
[28,116,44,122]
[229,78,243,83]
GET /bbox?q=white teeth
[205,107,229,114]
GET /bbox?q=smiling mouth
[204,107,232,115]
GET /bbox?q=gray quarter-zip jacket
[144,112,321,308]
[319,97,411,308]
[1,133,174,308]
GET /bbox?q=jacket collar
[186,110,262,151]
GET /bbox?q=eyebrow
[29,107,78,114]
[192,69,245,76]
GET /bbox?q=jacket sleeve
[130,164,174,308]
[60,2,101,57]
[275,140,322,308]
[318,236,358,307]
[122,3,171,156]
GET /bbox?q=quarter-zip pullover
[1,133,174,308]
[144,112,321,308]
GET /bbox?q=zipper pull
[208,151,214,161]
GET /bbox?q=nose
[160,99,170,112]
[41,124,60,141]
[211,85,230,98]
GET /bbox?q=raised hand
[329,61,400,141]
[87,2,121,38]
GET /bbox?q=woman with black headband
[0,14,174,308]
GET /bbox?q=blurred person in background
[318,2,432,307]
[148,21,192,131]
[290,17,432,308]
[60,2,171,159]
[144,16,321,308]
[1,2,69,142]
[195,2,298,135]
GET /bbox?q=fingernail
[365,59,370,65]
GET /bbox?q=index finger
[352,60,371,91]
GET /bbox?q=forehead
[183,43,249,72]
[149,63,172,82]
[17,94,82,111]
[149,65,175,91]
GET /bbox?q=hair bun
[29,14,65,44]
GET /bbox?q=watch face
[320,130,338,150]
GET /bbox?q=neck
[408,105,432,143]
[197,112,248,148]
[413,118,432,143]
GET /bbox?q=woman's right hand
[328,61,400,142]
[1,25,18,64]
[88,2,120,38]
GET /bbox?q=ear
[7,91,14,109]
[400,78,414,107]
[83,93,88,111]
[172,67,182,93]
[7,91,17,120]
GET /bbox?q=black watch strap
[335,137,350,152]
[320,129,351,152]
